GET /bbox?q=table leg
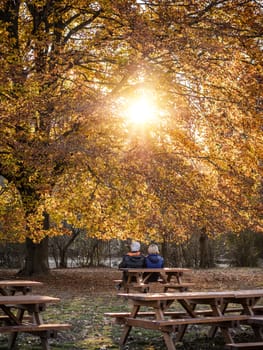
[119,304,140,346]
[239,298,258,316]
[211,301,235,344]
[0,288,8,296]
[32,310,44,324]
[175,300,197,341]
[175,272,182,284]
[40,336,51,350]
[251,325,263,340]
[7,308,25,350]
[178,299,197,318]
[220,326,235,343]
[162,331,176,350]
[154,303,176,350]
[7,333,18,350]
[208,301,226,338]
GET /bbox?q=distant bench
[116,268,194,292]
[114,280,194,292]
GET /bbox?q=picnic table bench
[0,294,71,350]
[118,267,194,292]
[105,305,263,321]
[105,289,263,350]
[0,280,43,295]
[225,342,263,349]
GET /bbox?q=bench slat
[124,315,249,330]
[0,315,32,322]
[0,323,71,333]
[225,342,263,349]
[162,283,195,287]
[247,316,263,325]
[105,306,255,319]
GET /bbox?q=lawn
[0,267,262,349]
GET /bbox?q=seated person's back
[119,241,145,284]
[145,244,164,282]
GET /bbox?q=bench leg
[219,326,234,343]
[119,325,131,346]
[40,335,50,350]
[8,332,18,350]
[162,332,176,350]
[251,325,263,340]
[175,324,187,342]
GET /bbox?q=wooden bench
[247,316,263,325]
[0,280,43,296]
[113,280,122,284]
[0,323,71,350]
[123,315,249,331]
[118,268,194,293]
[251,306,263,314]
[0,323,71,335]
[105,306,260,321]
[105,311,189,324]
[225,342,263,349]
[224,314,263,349]
[0,294,70,350]
[116,282,194,292]
[162,282,195,291]
[104,310,250,329]
[0,315,33,323]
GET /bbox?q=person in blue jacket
[145,244,164,282]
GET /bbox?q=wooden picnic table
[118,267,194,292]
[0,280,43,295]
[208,289,263,340]
[0,294,71,350]
[106,289,263,350]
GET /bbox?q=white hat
[130,241,140,252]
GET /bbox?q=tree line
[1,229,263,270]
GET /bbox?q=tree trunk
[18,212,50,276]
[58,228,81,268]
[199,228,210,268]
[59,247,67,269]
[161,239,168,265]
[19,237,50,276]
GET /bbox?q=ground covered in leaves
[0,267,263,349]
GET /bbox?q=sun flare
[126,95,156,125]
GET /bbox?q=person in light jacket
[144,244,164,282]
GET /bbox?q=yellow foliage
[0,0,261,246]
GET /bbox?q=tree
[0,0,136,274]
[0,0,262,275]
